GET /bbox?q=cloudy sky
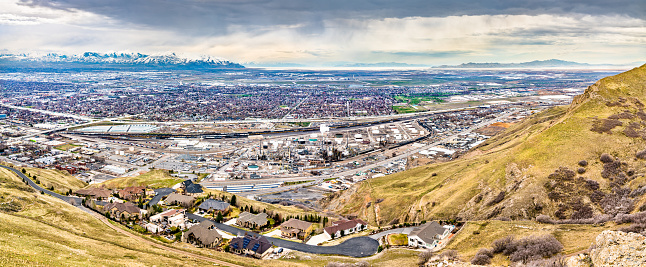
[0,0,644,66]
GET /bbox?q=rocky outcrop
[568,230,646,267]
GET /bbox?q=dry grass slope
[325,64,646,226]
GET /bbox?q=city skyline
[1,0,644,66]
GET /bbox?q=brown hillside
[322,64,646,226]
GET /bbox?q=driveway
[369,227,416,240]
[186,213,379,257]
[148,188,175,206]
[306,232,331,245]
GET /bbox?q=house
[236,212,268,229]
[198,199,230,214]
[164,193,195,208]
[144,222,162,234]
[117,186,147,201]
[323,219,368,239]
[103,202,142,221]
[280,218,313,239]
[150,209,187,229]
[181,220,222,248]
[407,221,453,249]
[229,234,273,258]
[181,180,204,196]
[75,188,112,200]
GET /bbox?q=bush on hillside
[536,215,555,224]
[577,168,586,174]
[578,160,588,167]
[585,179,600,190]
[525,256,567,267]
[591,119,622,134]
[600,153,614,163]
[440,250,459,260]
[487,191,505,206]
[636,149,646,159]
[491,235,563,263]
[417,251,434,266]
[471,249,493,265]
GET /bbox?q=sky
[0,0,644,66]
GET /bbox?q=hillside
[93,170,183,189]
[323,64,646,226]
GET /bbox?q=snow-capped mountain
[0,52,244,68]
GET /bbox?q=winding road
[1,164,379,259]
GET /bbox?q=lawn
[387,233,408,246]
[54,143,81,151]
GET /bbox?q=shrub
[492,235,514,254]
[417,251,434,266]
[570,204,593,220]
[600,153,614,163]
[577,168,586,174]
[636,149,646,159]
[507,235,563,263]
[487,191,505,206]
[589,190,604,203]
[601,160,622,179]
[585,180,600,191]
[618,223,646,234]
[578,160,588,167]
[536,215,555,224]
[440,250,459,260]
[591,119,622,134]
[525,256,567,267]
[471,253,492,265]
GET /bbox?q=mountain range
[0,52,244,69]
[434,59,623,69]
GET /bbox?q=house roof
[324,219,367,235]
[156,208,185,218]
[185,183,203,194]
[230,234,272,254]
[165,193,195,205]
[237,212,268,226]
[198,199,230,211]
[281,218,312,231]
[103,202,141,215]
[408,221,447,244]
[184,220,221,246]
[121,186,146,194]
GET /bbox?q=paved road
[186,213,379,257]
[0,164,242,267]
[0,165,83,206]
[148,188,176,206]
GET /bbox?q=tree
[230,195,237,206]
[21,168,26,174]
[216,211,224,223]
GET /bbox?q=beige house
[236,212,268,229]
[181,220,222,248]
[280,218,313,239]
[103,202,142,221]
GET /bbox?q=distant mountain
[435,59,618,69]
[0,52,244,69]
[336,62,427,68]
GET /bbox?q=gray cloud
[18,0,646,36]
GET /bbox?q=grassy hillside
[22,167,87,193]
[0,167,419,266]
[445,220,619,265]
[95,169,183,189]
[0,167,243,266]
[324,64,646,225]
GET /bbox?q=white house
[408,222,454,249]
